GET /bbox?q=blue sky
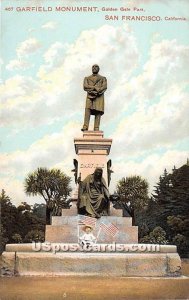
[0,0,189,205]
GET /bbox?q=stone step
[61,206,123,217]
[62,206,77,216]
[5,243,178,253]
[110,206,123,217]
[52,216,132,226]
[45,224,138,243]
[1,251,181,277]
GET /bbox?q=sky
[0,0,189,206]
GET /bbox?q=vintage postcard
[0,0,189,299]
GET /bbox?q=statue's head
[94,167,103,180]
[92,64,100,75]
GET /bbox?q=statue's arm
[102,178,110,200]
[83,77,95,92]
[78,175,89,198]
[97,77,107,95]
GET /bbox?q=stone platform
[2,244,181,277]
[1,204,182,277]
[46,215,138,244]
[43,203,138,244]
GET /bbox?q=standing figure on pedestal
[81,64,107,131]
[78,168,110,218]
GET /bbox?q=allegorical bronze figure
[81,64,107,131]
[78,168,110,218]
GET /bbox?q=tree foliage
[24,167,72,224]
[0,224,8,253]
[139,162,189,257]
[140,226,168,244]
[24,229,45,243]
[116,175,149,225]
[12,233,22,243]
[0,190,46,253]
[0,189,18,242]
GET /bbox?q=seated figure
[78,168,110,218]
[79,225,96,249]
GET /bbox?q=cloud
[43,42,67,69]
[0,121,80,179]
[6,59,31,71]
[110,150,188,194]
[112,85,189,156]
[108,38,189,156]
[135,39,189,105]
[0,57,4,83]
[0,75,38,102]
[1,26,188,168]
[0,120,81,203]
[1,24,139,128]
[28,28,36,34]
[2,26,189,155]
[0,176,43,206]
[16,38,41,58]
[38,24,138,80]
[5,37,41,72]
[42,21,57,30]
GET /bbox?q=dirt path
[0,276,189,300]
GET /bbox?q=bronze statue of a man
[81,65,107,131]
[78,168,110,218]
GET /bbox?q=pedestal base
[1,246,181,277]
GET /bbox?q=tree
[152,164,189,220]
[167,215,189,256]
[12,233,22,243]
[140,161,189,257]
[0,189,18,242]
[0,189,46,248]
[24,168,72,224]
[140,226,168,244]
[32,203,46,219]
[0,224,8,253]
[15,201,46,238]
[116,176,149,225]
[24,229,45,242]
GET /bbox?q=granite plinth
[1,250,181,277]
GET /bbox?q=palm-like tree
[24,168,72,224]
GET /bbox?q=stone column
[74,131,112,184]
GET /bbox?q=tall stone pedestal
[74,131,112,183]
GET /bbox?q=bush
[12,233,23,243]
[24,230,45,243]
[140,226,168,244]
